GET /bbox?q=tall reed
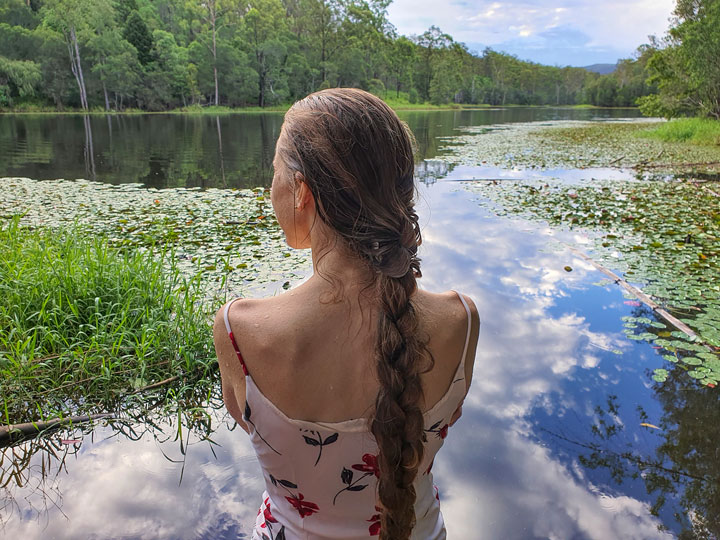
[0,217,215,424]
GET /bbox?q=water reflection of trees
[415,159,452,185]
[548,370,720,538]
[0,114,284,189]
[0,379,236,525]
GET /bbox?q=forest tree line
[0,0,669,112]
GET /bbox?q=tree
[414,26,453,100]
[242,0,290,107]
[387,36,415,97]
[89,28,141,109]
[0,56,41,105]
[123,10,155,66]
[641,0,720,119]
[41,0,116,110]
[296,0,343,85]
[187,0,246,106]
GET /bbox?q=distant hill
[582,63,617,75]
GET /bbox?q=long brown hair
[277,88,429,539]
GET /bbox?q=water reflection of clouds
[2,420,264,539]
[417,182,667,538]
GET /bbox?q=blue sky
[387,0,675,66]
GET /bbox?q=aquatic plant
[465,178,720,386]
[440,121,720,172]
[639,118,720,146]
[0,216,215,424]
[0,178,309,297]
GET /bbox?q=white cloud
[387,0,675,65]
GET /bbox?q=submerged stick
[566,245,698,338]
[0,413,112,446]
[635,160,720,169]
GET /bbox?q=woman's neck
[304,224,376,299]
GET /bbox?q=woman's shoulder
[415,289,479,330]
[213,294,292,345]
[415,289,480,393]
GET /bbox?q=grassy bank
[0,97,470,115]
[0,217,216,425]
[640,117,720,146]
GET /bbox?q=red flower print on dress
[367,507,382,536]
[352,453,380,477]
[262,497,278,525]
[285,493,320,518]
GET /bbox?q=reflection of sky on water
[2,179,685,538]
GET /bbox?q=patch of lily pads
[440,121,720,173]
[464,177,720,387]
[0,177,310,298]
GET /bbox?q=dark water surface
[1,108,638,188]
[2,108,717,539]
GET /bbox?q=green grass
[0,217,216,424]
[640,118,720,146]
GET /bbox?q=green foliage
[0,0,659,110]
[643,0,720,119]
[639,118,720,145]
[0,55,42,100]
[0,217,214,423]
[407,87,419,104]
[367,78,385,96]
[123,10,155,66]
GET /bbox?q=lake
[1,107,717,539]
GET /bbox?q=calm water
[1,108,639,188]
[2,108,717,539]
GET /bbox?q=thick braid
[371,270,426,540]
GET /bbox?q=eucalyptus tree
[295,0,343,85]
[413,26,453,101]
[187,0,247,105]
[242,0,292,106]
[387,35,415,97]
[41,0,116,110]
[89,28,141,109]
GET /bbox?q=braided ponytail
[278,88,431,539]
[371,271,427,540]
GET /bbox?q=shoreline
[0,103,640,116]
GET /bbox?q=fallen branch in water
[634,161,720,169]
[131,375,180,394]
[0,413,112,446]
[609,155,625,165]
[566,245,698,339]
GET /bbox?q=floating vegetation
[440,121,720,172]
[465,178,720,387]
[0,217,215,425]
[0,177,310,297]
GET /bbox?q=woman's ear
[293,172,314,212]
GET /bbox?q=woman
[214,88,479,540]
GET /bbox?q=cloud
[387,0,675,65]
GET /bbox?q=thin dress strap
[453,290,473,368]
[223,298,249,376]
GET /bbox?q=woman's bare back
[214,283,478,427]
